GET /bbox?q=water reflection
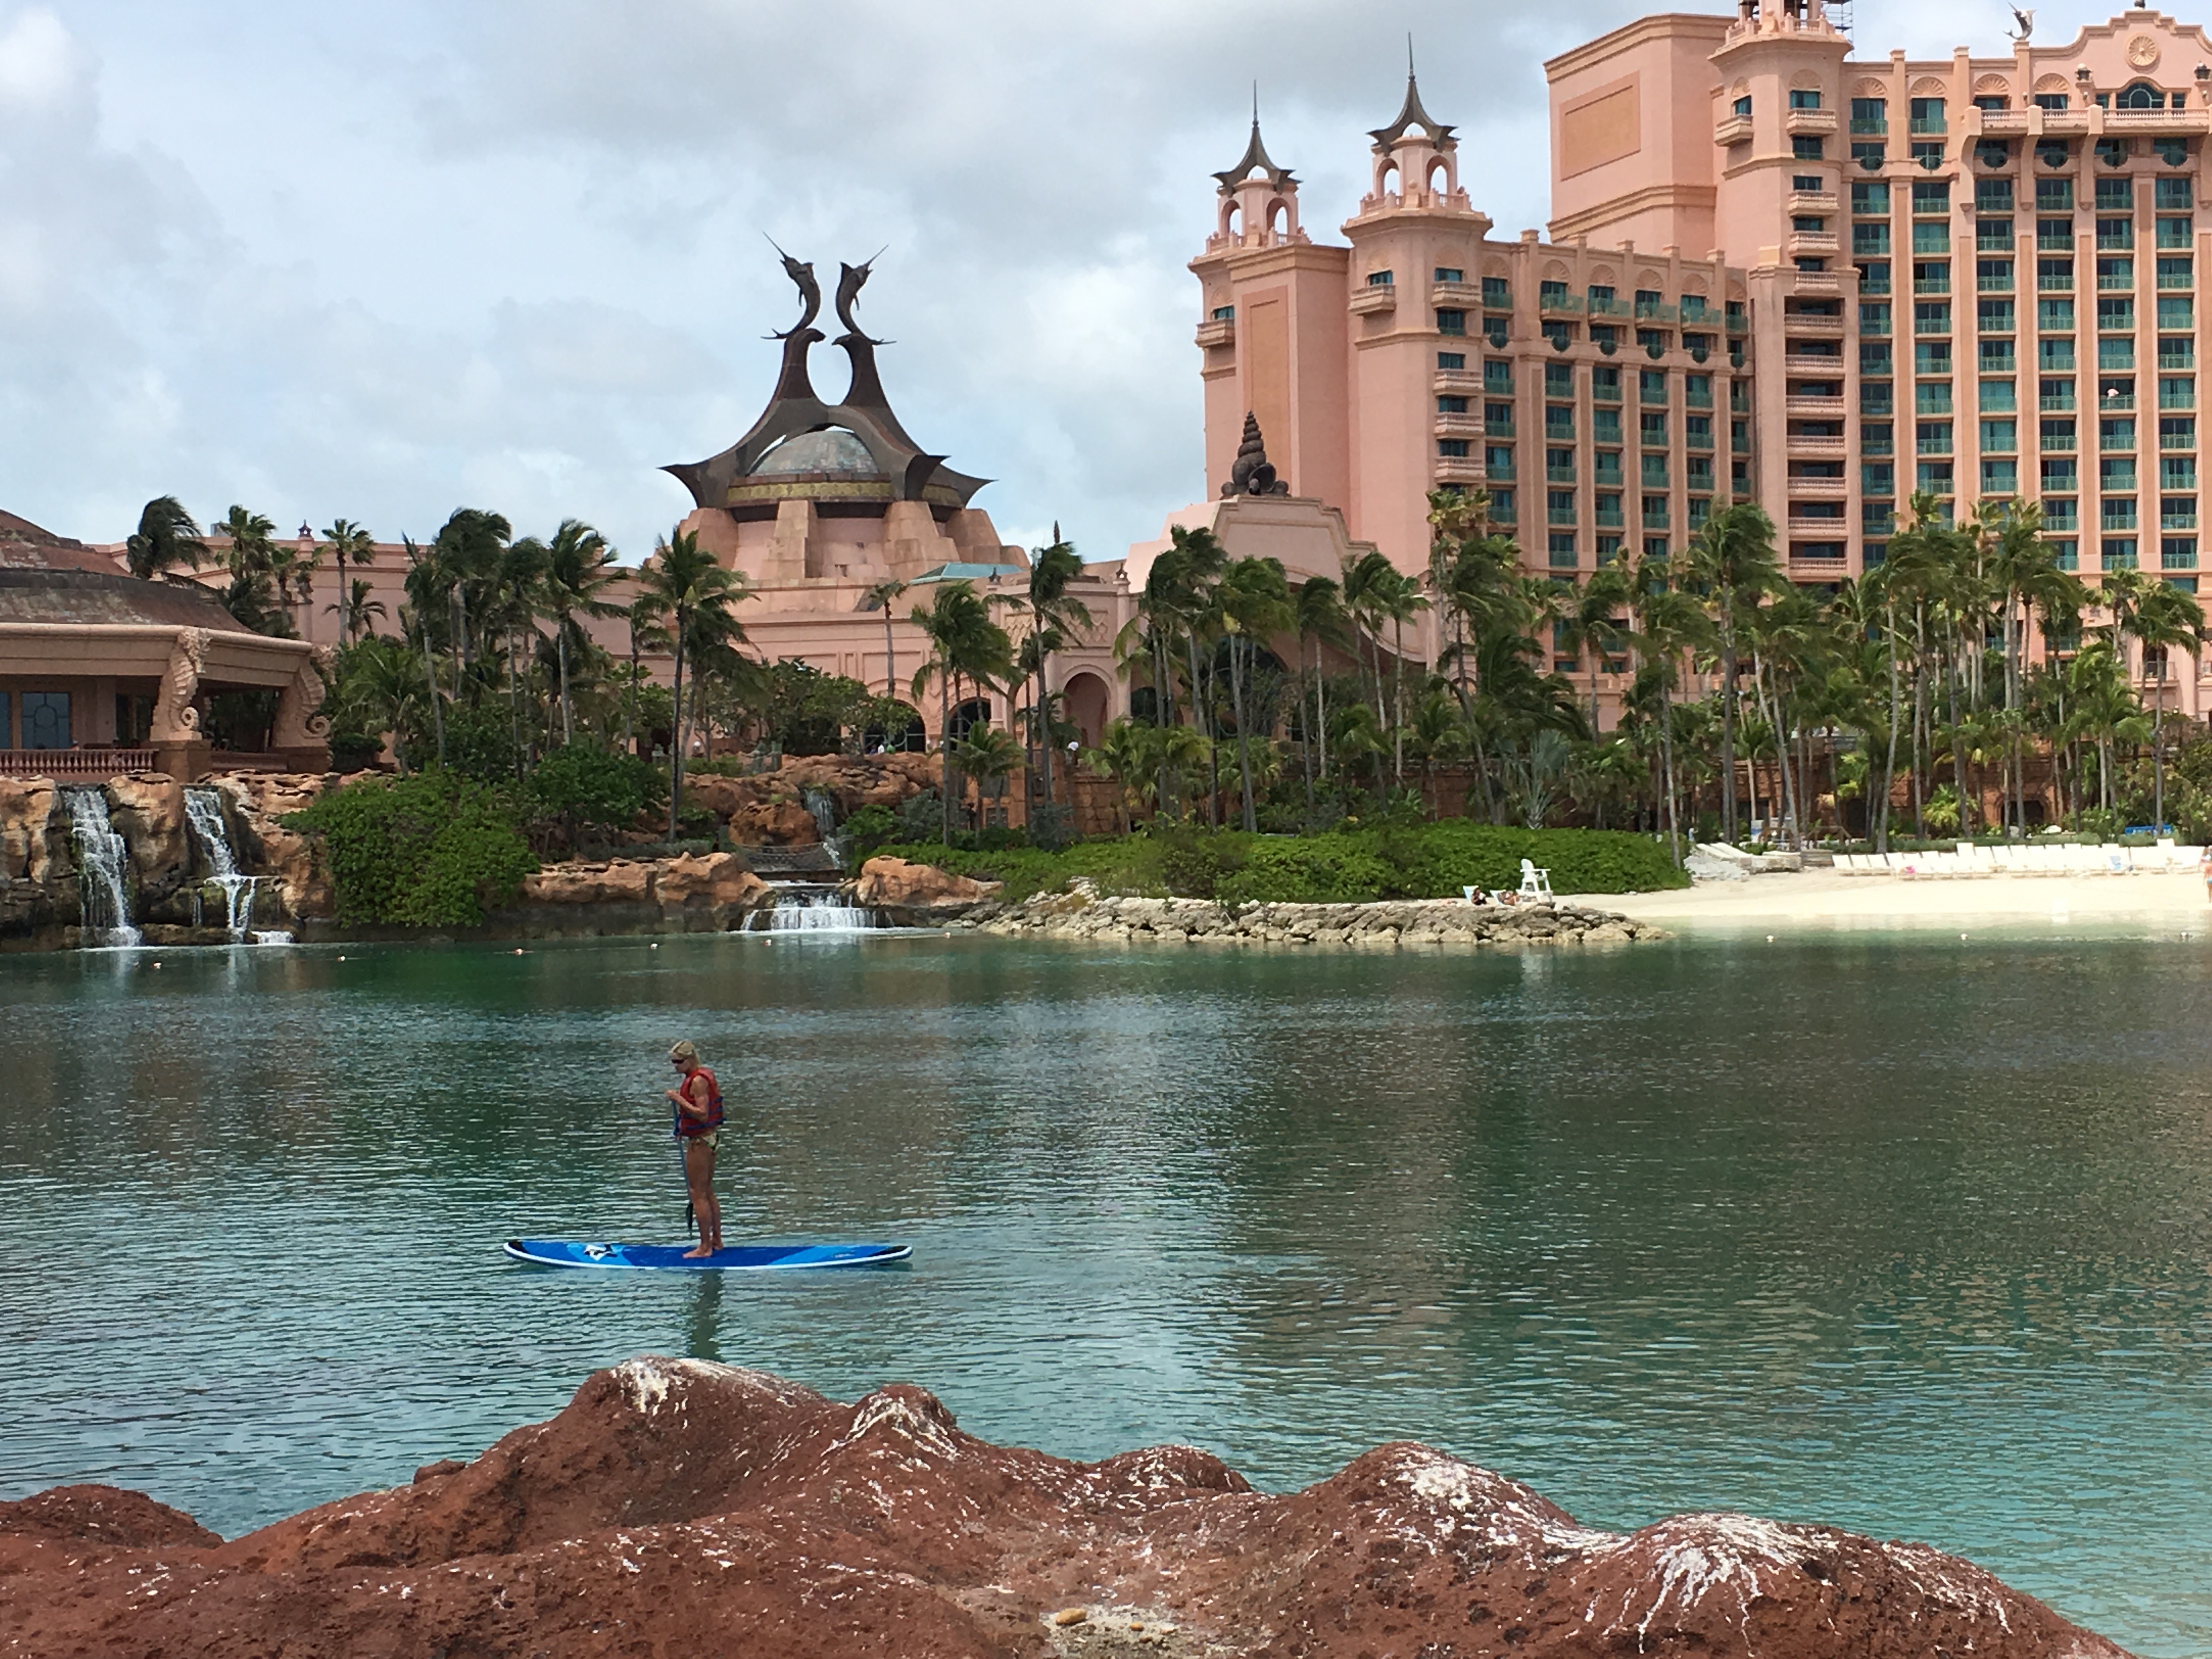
[1,933,2208,1655]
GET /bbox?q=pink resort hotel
[10,1,2212,771]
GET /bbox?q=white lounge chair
[1518,859,1554,902]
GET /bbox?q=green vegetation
[871,822,1686,906]
[285,772,538,927]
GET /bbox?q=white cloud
[0,0,2152,558]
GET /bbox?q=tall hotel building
[1194,2,2212,658]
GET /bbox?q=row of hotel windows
[1745,89,2194,122]
[1843,178,2196,215]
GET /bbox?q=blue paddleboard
[504,1238,911,1272]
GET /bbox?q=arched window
[2118,81,2165,111]
[949,698,994,743]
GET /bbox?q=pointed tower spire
[1369,43,1454,147]
[1213,87,1296,193]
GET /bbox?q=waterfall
[184,789,258,941]
[64,789,142,947]
[761,883,878,932]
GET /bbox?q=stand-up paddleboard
[504,1238,911,1272]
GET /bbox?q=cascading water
[183,789,258,941]
[761,883,878,932]
[64,789,142,947]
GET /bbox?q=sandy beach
[1561,866,2212,934]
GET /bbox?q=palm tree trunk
[667,612,689,841]
[1233,636,1256,833]
[939,657,954,843]
[1719,591,1737,843]
[557,619,573,748]
[416,617,447,766]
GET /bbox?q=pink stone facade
[1199,3,2212,715]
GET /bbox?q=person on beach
[664,1040,724,1259]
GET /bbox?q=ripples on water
[2,933,2209,1654]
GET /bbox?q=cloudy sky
[0,1,2118,563]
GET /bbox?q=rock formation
[0,1358,2131,1658]
[497,851,774,936]
[935,887,1659,947]
[852,853,1004,921]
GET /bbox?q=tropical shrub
[285,772,538,927]
[527,745,665,833]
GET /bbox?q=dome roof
[752,428,880,477]
[0,509,245,629]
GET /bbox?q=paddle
[672,1096,695,1237]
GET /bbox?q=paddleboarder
[664,1040,725,1259]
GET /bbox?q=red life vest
[676,1066,724,1137]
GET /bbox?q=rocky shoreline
[853,858,1662,946]
[0,1357,2128,1658]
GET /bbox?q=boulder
[0,1358,2130,1659]
[654,851,771,915]
[0,776,60,887]
[205,772,340,922]
[498,853,772,938]
[518,859,655,907]
[853,855,1001,918]
[102,774,191,914]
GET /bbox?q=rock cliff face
[493,851,773,936]
[853,854,1004,921]
[0,1358,2130,1659]
[684,752,938,845]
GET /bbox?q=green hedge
[872,823,1685,905]
[285,771,538,927]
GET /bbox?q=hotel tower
[1194,2,2212,705]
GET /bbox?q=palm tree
[623,594,671,754]
[398,537,448,766]
[1003,529,1091,809]
[1680,501,1781,843]
[323,519,377,642]
[212,505,289,636]
[642,528,752,838]
[125,496,205,581]
[909,580,1015,842]
[1292,575,1352,808]
[862,578,910,704]
[1217,555,1294,831]
[2127,577,2207,832]
[328,578,387,641]
[540,519,622,748]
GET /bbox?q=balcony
[1433,456,1486,484]
[1633,301,1680,325]
[1484,419,1516,438]
[1785,352,1849,374]
[1789,433,1849,457]
[1787,190,1840,218]
[1587,295,1629,319]
[2162,348,2198,369]
[1348,285,1398,317]
[2162,428,2197,449]
[1786,393,1847,419]
[1194,318,1234,349]
[1787,474,1850,498]
[1784,311,1847,336]
[1912,277,1952,296]
[1977,273,2016,293]
[1788,269,1845,296]
[2161,390,2197,410]
[2101,394,2137,412]
[1914,315,1953,335]
[1431,279,1483,308]
[1786,107,1839,136]
[1787,516,1854,536]
[1543,422,1577,442]
[2042,431,2079,452]
[2040,393,2079,411]
[1908,116,1948,136]
[1788,231,1842,260]
[1538,291,1583,316]
[1433,370,1482,395]
[2038,272,2075,291]
[1434,414,1485,440]
[1545,464,1577,484]
[1714,112,1753,146]
[1594,506,1627,529]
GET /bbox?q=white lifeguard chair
[1517,859,1554,903]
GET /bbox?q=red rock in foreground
[0,1358,2131,1658]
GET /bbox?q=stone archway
[1061,671,1111,748]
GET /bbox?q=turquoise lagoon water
[1,930,2208,1655]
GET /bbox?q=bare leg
[681,1141,720,1257]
